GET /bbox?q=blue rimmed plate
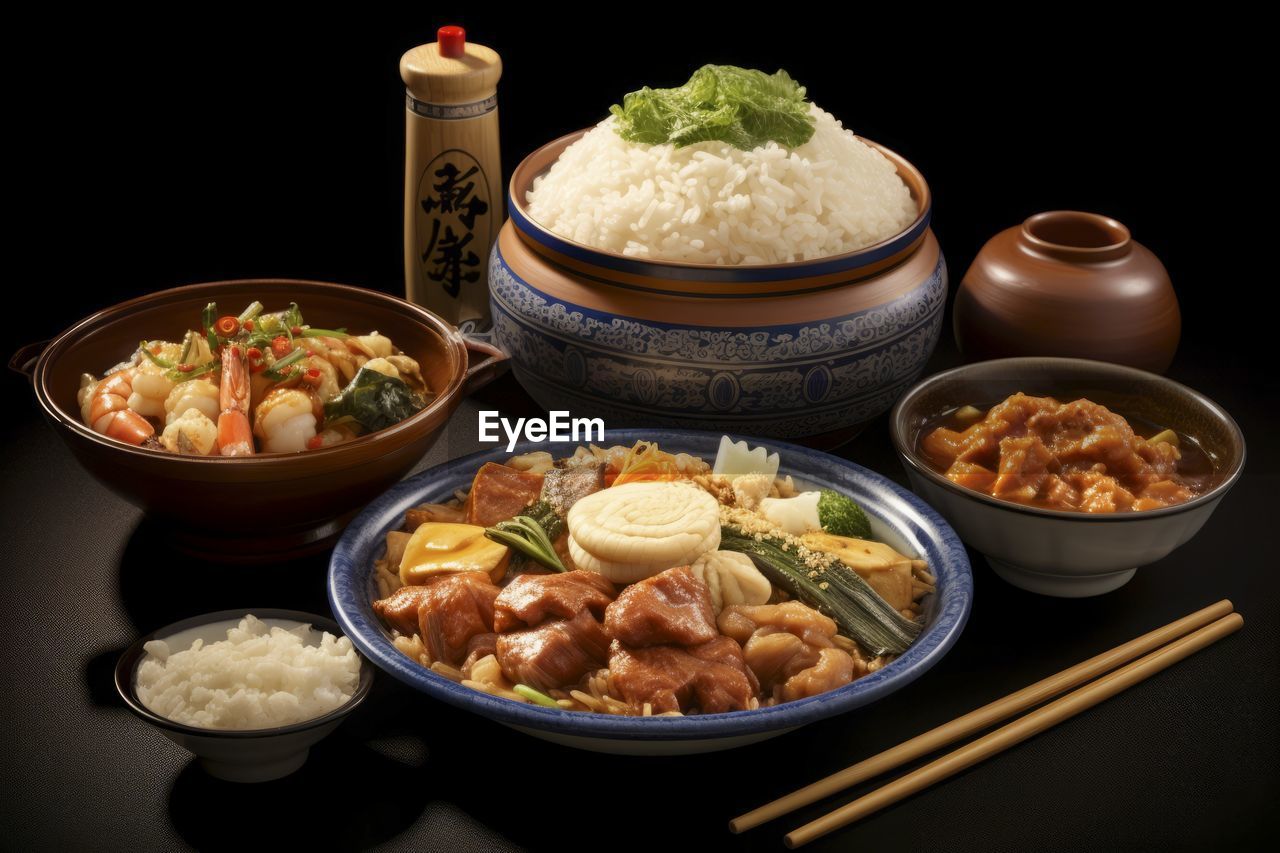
[329,430,972,755]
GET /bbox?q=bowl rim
[30,278,470,466]
[507,127,933,275]
[889,356,1247,523]
[114,607,375,738]
[328,428,973,741]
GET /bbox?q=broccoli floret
[817,489,873,538]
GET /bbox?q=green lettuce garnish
[323,366,425,433]
[609,64,816,151]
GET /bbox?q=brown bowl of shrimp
[10,279,506,562]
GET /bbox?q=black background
[5,9,1277,852]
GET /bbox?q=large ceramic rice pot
[490,129,945,446]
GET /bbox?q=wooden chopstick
[784,611,1244,848]
[730,599,1234,834]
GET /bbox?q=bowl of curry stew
[890,357,1244,597]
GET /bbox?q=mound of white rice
[136,614,361,730]
[525,105,917,265]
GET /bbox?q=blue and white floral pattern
[490,244,947,438]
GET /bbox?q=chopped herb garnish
[166,358,219,382]
[513,684,560,708]
[262,346,307,380]
[202,302,219,353]
[301,327,350,339]
[237,301,264,324]
[138,342,175,369]
[485,501,566,573]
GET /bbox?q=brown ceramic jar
[954,211,1180,373]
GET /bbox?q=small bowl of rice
[490,78,946,446]
[115,609,372,783]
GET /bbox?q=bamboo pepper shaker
[401,26,503,330]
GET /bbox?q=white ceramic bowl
[891,358,1246,597]
[115,609,373,782]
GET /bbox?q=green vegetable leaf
[609,64,816,151]
[323,366,425,433]
[817,489,873,539]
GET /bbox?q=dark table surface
[2,332,1276,853]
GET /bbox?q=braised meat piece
[604,566,718,648]
[493,570,616,633]
[465,462,545,527]
[372,584,435,637]
[491,572,615,689]
[920,393,1201,513]
[719,602,858,702]
[417,572,501,666]
[404,502,466,529]
[462,632,498,673]
[992,435,1056,503]
[608,636,758,714]
[497,609,610,691]
[373,571,500,666]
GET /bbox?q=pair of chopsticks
[730,600,1243,848]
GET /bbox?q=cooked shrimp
[315,335,422,391]
[217,346,254,456]
[128,370,174,418]
[362,357,401,379]
[301,351,341,400]
[384,354,426,390]
[250,368,277,414]
[253,387,319,453]
[347,333,394,360]
[310,336,361,382]
[313,420,360,449]
[160,408,218,455]
[81,368,155,445]
[127,371,174,417]
[78,374,98,424]
[124,341,182,417]
[164,379,219,425]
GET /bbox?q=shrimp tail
[217,345,255,456]
[104,410,156,444]
[84,369,155,446]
